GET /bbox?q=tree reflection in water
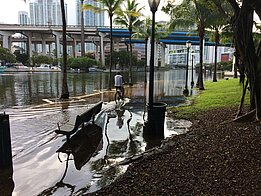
[38,153,76,196]
[38,124,103,195]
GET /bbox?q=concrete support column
[53,31,62,66]
[99,32,106,67]
[22,32,33,65]
[155,41,158,67]
[34,43,37,54]
[68,35,77,58]
[42,38,47,55]
[160,43,166,67]
[0,31,13,50]
[115,38,120,52]
[72,37,77,58]
[147,37,151,67]
[48,43,52,57]
[93,41,99,61]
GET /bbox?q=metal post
[148,10,156,123]
[183,46,189,95]
[0,113,13,168]
[191,54,194,87]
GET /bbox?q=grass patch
[172,78,250,118]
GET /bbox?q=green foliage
[172,78,250,118]
[114,0,143,31]
[117,50,130,68]
[13,50,29,65]
[69,57,98,72]
[83,0,124,16]
[162,0,196,30]
[85,52,95,59]
[136,59,145,68]
[32,55,51,65]
[0,47,16,63]
[105,51,138,70]
[217,61,232,71]
[195,61,232,71]
[133,16,151,40]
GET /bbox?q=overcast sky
[0,0,170,25]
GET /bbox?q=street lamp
[143,0,167,136]
[191,50,194,87]
[183,40,191,95]
[148,0,160,118]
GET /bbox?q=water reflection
[0,167,14,196]
[0,72,108,109]
[38,153,76,196]
[0,70,221,109]
[56,124,103,170]
[38,124,103,195]
[0,69,223,195]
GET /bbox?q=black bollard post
[0,113,14,195]
[0,113,13,168]
[144,102,167,136]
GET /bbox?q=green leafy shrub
[69,57,99,72]
[0,47,16,64]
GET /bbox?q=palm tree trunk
[213,28,219,82]
[109,14,113,90]
[80,0,85,57]
[60,0,69,99]
[196,25,205,90]
[144,38,148,83]
[129,28,133,85]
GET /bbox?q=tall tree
[60,0,69,99]
[83,0,124,90]
[163,0,216,90]
[114,0,143,85]
[80,0,85,57]
[225,0,261,120]
[21,0,69,98]
[0,47,16,64]
[133,16,152,83]
[206,1,232,82]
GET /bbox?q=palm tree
[163,0,216,90]
[207,4,231,82]
[22,0,69,98]
[80,0,85,57]
[133,17,152,83]
[114,0,143,85]
[60,0,69,99]
[83,0,124,90]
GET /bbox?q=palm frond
[82,4,103,13]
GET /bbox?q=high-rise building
[76,0,105,53]
[76,0,105,27]
[18,11,30,25]
[29,0,67,26]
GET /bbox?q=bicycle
[114,87,124,104]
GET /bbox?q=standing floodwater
[0,70,220,195]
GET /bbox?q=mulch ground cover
[87,107,261,195]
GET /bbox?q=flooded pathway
[5,90,190,196]
[0,70,219,195]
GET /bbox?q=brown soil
[87,107,261,195]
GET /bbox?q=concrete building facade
[76,0,105,53]
[18,11,30,25]
[29,0,67,26]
